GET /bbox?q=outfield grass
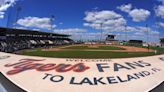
[22,49,155,59]
[21,45,164,59]
[123,45,164,55]
[97,46,125,50]
[63,46,89,49]
[63,45,125,50]
[149,47,164,54]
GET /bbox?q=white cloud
[84,9,152,37]
[135,26,151,33]
[17,16,56,30]
[119,27,159,42]
[74,32,108,40]
[52,26,159,41]
[84,10,156,41]
[155,4,164,19]
[0,12,4,18]
[15,26,41,31]
[157,22,164,27]
[32,28,41,31]
[133,26,159,37]
[134,32,144,36]
[53,28,87,35]
[15,26,27,30]
[84,10,122,22]
[84,10,127,32]
[0,0,17,19]
[117,4,151,22]
[54,28,93,40]
[129,9,150,22]
[117,4,132,13]
[53,28,110,40]
[150,31,159,35]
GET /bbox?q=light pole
[146,24,149,51]
[100,23,103,42]
[154,3,160,44]
[158,25,161,44]
[156,18,161,44]
[6,7,12,28]
[14,6,21,29]
[146,24,149,43]
[125,25,128,42]
[50,15,55,32]
[6,4,12,41]
[80,34,82,42]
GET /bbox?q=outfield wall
[0,52,164,92]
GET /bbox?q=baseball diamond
[0,0,164,92]
[0,27,164,59]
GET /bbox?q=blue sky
[0,0,164,42]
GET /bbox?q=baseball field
[21,44,164,59]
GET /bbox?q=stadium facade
[0,27,73,52]
[160,38,164,47]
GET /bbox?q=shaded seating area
[0,27,74,53]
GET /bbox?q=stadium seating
[0,38,73,53]
[0,27,74,53]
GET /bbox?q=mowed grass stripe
[98,46,125,50]
[22,50,155,59]
[62,45,125,50]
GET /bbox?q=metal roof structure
[0,27,70,37]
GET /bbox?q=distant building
[128,40,143,46]
[105,35,119,45]
[129,40,143,44]
[160,38,164,47]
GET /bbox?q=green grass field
[22,50,155,59]
[123,44,164,55]
[63,45,125,50]
[21,45,164,59]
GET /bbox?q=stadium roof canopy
[0,27,70,37]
